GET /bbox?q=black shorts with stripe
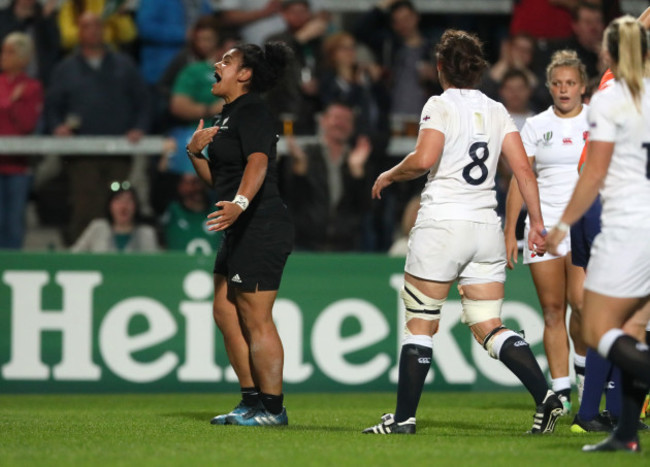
[214,199,294,292]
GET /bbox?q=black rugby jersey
[207,92,281,210]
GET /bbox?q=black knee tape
[482,325,506,351]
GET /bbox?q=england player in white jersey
[547,16,650,453]
[363,29,563,436]
[504,50,590,414]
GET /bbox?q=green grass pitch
[1,392,647,466]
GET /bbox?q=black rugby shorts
[214,210,294,291]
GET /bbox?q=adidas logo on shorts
[231,274,242,283]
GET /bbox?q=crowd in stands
[0,0,624,254]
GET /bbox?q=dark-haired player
[363,29,562,435]
[185,41,294,426]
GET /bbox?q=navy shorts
[214,201,294,292]
[570,197,602,269]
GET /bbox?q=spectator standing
[57,0,137,53]
[136,0,213,86]
[479,32,538,105]
[281,101,372,251]
[45,11,151,244]
[0,32,42,249]
[539,2,605,83]
[71,181,158,252]
[165,18,223,178]
[319,31,390,149]
[265,0,328,135]
[158,15,232,131]
[0,0,60,85]
[354,0,437,132]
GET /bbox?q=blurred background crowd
[0,0,638,255]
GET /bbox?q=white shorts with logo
[405,219,506,285]
[584,226,650,298]
[523,224,570,264]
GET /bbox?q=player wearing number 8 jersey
[363,29,562,436]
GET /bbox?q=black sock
[498,335,549,405]
[574,363,585,377]
[260,392,284,415]
[614,370,648,442]
[241,386,259,407]
[557,388,571,402]
[394,343,432,422]
[607,335,650,386]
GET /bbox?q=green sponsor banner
[0,252,548,393]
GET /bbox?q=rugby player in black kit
[185,41,294,426]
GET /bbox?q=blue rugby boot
[210,401,253,425]
[226,403,288,426]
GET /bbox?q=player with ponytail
[547,15,650,452]
[186,41,295,426]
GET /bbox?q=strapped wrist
[554,221,570,233]
[232,194,249,211]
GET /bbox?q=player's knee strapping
[460,297,503,326]
[483,327,525,359]
[400,282,444,336]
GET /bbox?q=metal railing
[0,135,417,157]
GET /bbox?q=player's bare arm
[502,132,545,260]
[372,128,444,199]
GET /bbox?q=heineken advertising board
[0,253,550,393]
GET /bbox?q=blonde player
[504,50,589,414]
[363,29,562,435]
[547,15,650,452]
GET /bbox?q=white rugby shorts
[585,226,650,298]
[523,224,570,264]
[405,219,506,285]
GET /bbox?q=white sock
[574,353,586,369]
[402,334,433,349]
[551,376,571,393]
[597,328,625,359]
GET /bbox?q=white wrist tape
[554,221,570,233]
[232,194,249,211]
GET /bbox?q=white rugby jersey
[521,105,589,226]
[417,89,517,224]
[589,78,650,229]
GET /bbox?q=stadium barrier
[0,252,557,393]
[0,136,417,157]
